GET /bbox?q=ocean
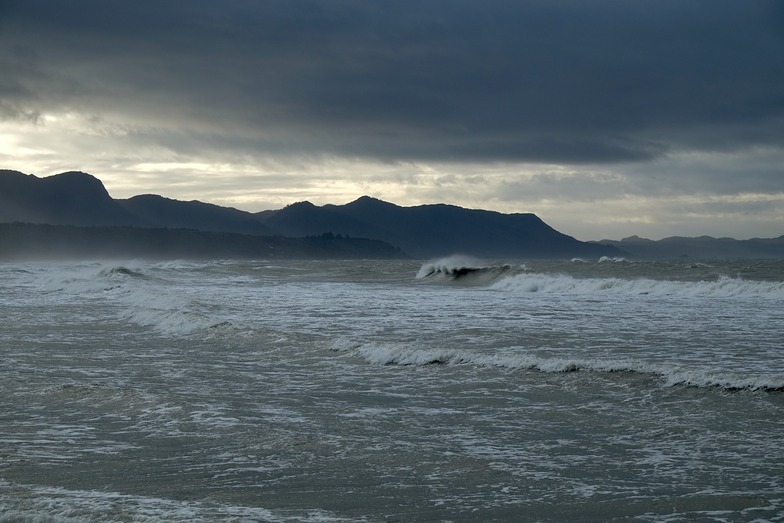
[1,256,782,522]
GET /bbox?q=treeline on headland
[0,223,406,261]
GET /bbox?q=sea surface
[1,256,783,522]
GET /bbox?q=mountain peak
[54,170,97,178]
[284,200,316,209]
[344,195,400,210]
[0,169,132,226]
[46,171,111,197]
[352,195,383,204]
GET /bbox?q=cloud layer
[1,0,783,239]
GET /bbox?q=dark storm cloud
[1,0,783,164]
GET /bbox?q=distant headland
[1,170,782,260]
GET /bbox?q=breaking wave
[598,256,631,263]
[417,257,784,298]
[417,255,521,283]
[38,263,229,335]
[491,273,784,298]
[330,340,784,392]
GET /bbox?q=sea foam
[491,273,784,299]
[334,341,784,392]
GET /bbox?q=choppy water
[1,256,783,522]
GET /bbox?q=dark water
[1,258,783,521]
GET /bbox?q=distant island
[1,169,782,260]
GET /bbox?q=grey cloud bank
[0,0,782,240]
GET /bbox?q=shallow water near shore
[1,257,783,521]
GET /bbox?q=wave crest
[37,264,228,335]
[491,273,784,298]
[417,255,521,282]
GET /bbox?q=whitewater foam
[598,256,632,263]
[3,259,784,521]
[0,479,288,523]
[334,341,784,391]
[32,263,231,335]
[491,272,784,299]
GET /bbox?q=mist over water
[1,258,783,521]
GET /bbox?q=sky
[1,1,783,240]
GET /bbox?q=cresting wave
[416,255,521,282]
[330,339,784,392]
[598,256,631,263]
[416,258,784,298]
[39,263,228,335]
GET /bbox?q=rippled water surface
[1,257,783,522]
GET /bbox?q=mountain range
[1,169,782,260]
[0,170,620,260]
[599,235,784,260]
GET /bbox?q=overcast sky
[1,1,783,240]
